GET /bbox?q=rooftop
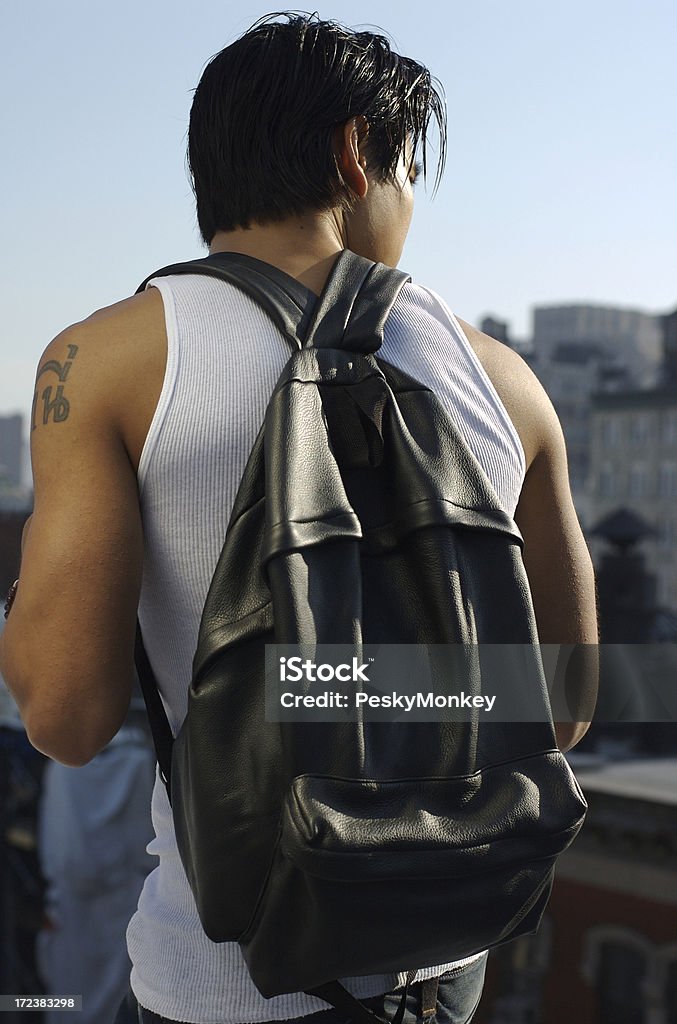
[569,754,677,806]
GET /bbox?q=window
[600,417,622,447]
[656,946,677,1024]
[662,411,677,446]
[666,961,677,1024]
[658,575,670,604]
[599,463,616,497]
[581,930,677,1022]
[659,463,677,499]
[657,519,672,548]
[597,942,646,1024]
[629,464,650,499]
[630,414,651,446]
[582,928,652,1024]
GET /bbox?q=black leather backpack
[135,249,587,1020]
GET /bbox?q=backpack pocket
[240,750,586,997]
[281,749,585,879]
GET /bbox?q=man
[0,13,597,1024]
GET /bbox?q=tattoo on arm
[32,344,79,429]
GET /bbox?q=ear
[334,116,369,199]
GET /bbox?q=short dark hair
[188,12,447,244]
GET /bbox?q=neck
[209,210,346,296]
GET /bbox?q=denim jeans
[114,954,488,1024]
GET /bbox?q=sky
[1,0,675,426]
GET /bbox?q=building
[532,305,662,388]
[660,308,677,387]
[537,344,603,523]
[0,415,23,489]
[527,342,631,528]
[475,757,677,1024]
[0,508,30,595]
[480,316,511,348]
[588,389,677,609]
[525,305,664,528]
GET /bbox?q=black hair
[188,11,447,243]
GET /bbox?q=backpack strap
[133,249,409,797]
[134,625,173,795]
[135,249,411,354]
[302,252,410,352]
[305,970,418,1024]
[133,252,312,797]
[136,251,317,346]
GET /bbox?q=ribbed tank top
[128,269,526,1024]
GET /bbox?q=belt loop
[419,978,439,1019]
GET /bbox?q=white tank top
[127,270,526,1023]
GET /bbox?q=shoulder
[43,287,166,366]
[455,318,561,473]
[38,288,165,389]
[36,287,167,470]
[390,283,559,475]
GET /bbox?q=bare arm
[457,321,598,751]
[0,317,145,766]
[511,370,599,750]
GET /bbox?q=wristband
[4,579,18,619]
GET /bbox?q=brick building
[474,757,677,1024]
